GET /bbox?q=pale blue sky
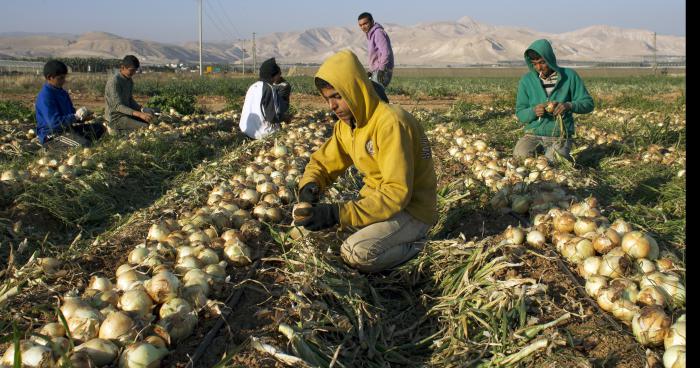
[0,0,685,43]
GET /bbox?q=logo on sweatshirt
[365,140,375,156]
[420,132,432,159]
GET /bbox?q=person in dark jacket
[514,39,594,162]
[104,55,154,134]
[239,58,292,139]
[35,60,104,149]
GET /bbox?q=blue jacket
[35,83,76,144]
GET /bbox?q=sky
[0,0,686,44]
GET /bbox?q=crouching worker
[104,55,154,134]
[35,60,105,149]
[293,50,437,273]
[514,39,594,162]
[239,58,292,139]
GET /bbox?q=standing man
[514,39,594,162]
[35,60,104,149]
[239,57,292,139]
[104,55,154,134]
[293,50,436,273]
[358,12,394,88]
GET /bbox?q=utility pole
[252,32,257,73]
[198,0,203,77]
[241,39,245,75]
[653,32,657,75]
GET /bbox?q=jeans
[513,134,573,162]
[44,122,105,149]
[340,211,430,273]
[107,115,149,135]
[370,69,393,88]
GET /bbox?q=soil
[517,249,648,368]
[1,92,460,115]
[0,96,659,368]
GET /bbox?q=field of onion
[0,73,685,368]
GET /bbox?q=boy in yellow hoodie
[294,50,437,273]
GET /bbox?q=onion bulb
[57,351,95,368]
[640,272,685,307]
[611,298,640,324]
[239,189,260,206]
[118,342,168,368]
[503,226,525,245]
[551,231,573,252]
[272,141,288,158]
[224,239,252,266]
[39,322,66,338]
[144,271,180,303]
[221,229,243,242]
[88,276,114,293]
[116,270,148,291]
[621,231,659,260]
[637,286,667,307]
[592,228,621,254]
[175,256,203,274]
[596,287,617,312]
[664,315,686,349]
[197,248,220,265]
[663,345,686,368]
[610,218,633,236]
[510,195,530,214]
[98,311,136,345]
[204,264,227,281]
[119,289,153,317]
[75,338,119,366]
[553,212,576,233]
[147,223,170,242]
[183,270,211,296]
[1,341,35,366]
[598,254,632,279]
[526,230,545,248]
[573,217,597,236]
[562,237,595,264]
[159,298,193,319]
[128,247,150,266]
[578,256,601,279]
[636,258,657,274]
[656,258,676,272]
[609,278,638,302]
[21,345,54,367]
[292,202,312,222]
[631,306,671,346]
[86,289,119,309]
[157,299,197,342]
[585,275,609,298]
[67,311,102,343]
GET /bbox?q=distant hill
[0,17,685,66]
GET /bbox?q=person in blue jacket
[35,60,105,149]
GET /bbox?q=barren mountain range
[0,17,685,66]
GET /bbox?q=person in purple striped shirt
[358,12,394,88]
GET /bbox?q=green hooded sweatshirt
[516,39,594,137]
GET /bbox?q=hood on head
[315,49,379,127]
[524,39,561,74]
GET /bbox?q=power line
[212,0,243,39]
[204,0,237,41]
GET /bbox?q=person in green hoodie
[514,39,594,162]
[293,50,437,273]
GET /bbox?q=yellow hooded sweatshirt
[299,50,437,228]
